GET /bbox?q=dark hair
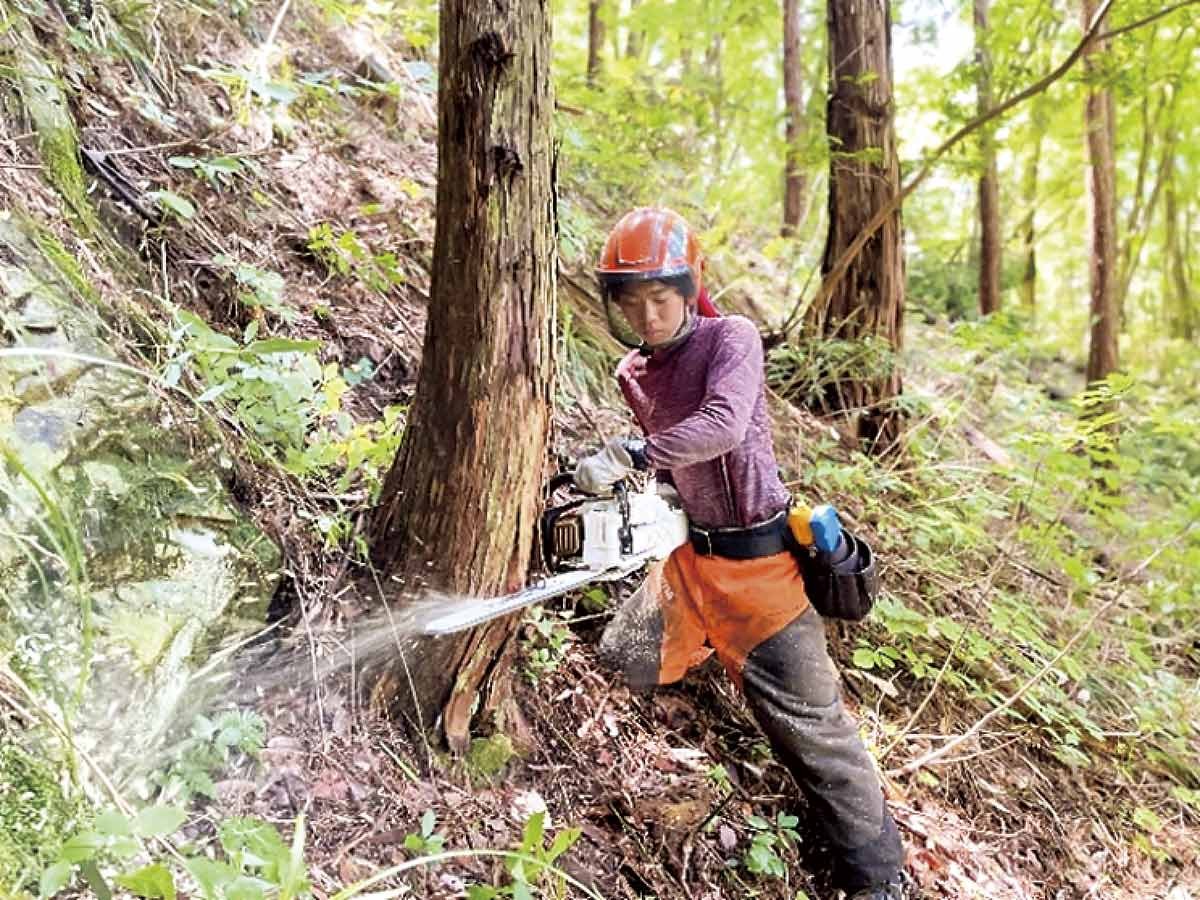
[602,272,696,302]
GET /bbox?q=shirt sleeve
[645,317,762,468]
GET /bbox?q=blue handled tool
[788,503,844,554]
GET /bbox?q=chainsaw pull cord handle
[613,480,634,555]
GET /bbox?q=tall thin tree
[782,0,807,236]
[369,0,556,751]
[625,0,643,59]
[1163,137,1194,339]
[976,0,1002,315]
[811,0,905,448]
[1082,0,1118,383]
[587,0,605,87]
[1019,97,1047,310]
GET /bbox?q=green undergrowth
[0,737,84,893]
[797,311,1199,853]
[29,797,589,900]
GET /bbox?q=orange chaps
[599,543,904,891]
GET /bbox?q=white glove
[574,438,635,494]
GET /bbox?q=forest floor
[7,2,1199,898]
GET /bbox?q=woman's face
[614,281,688,347]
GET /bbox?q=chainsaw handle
[545,472,577,496]
[547,471,633,500]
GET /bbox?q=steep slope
[1,3,1196,899]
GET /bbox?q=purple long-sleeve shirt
[616,315,791,529]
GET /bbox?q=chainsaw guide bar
[418,553,652,635]
[419,478,688,636]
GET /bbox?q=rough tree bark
[810,0,904,449]
[782,0,807,236]
[587,0,605,87]
[1082,0,1118,384]
[976,0,1001,315]
[369,0,556,752]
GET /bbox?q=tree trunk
[625,0,642,59]
[782,0,806,236]
[1082,0,1118,384]
[369,0,556,752]
[587,0,605,87]
[976,0,1001,315]
[812,0,904,450]
[1163,146,1194,340]
[1117,139,1169,315]
[1117,80,1174,313]
[1019,97,1046,311]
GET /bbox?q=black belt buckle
[695,528,714,556]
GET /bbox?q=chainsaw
[419,474,689,636]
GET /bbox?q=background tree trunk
[625,0,642,59]
[1117,83,1173,314]
[587,0,605,87]
[369,0,556,752]
[782,0,806,236]
[976,0,1001,315]
[1019,98,1046,311]
[1163,144,1194,339]
[1082,0,1118,384]
[811,0,904,449]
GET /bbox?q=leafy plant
[403,810,446,855]
[306,223,406,293]
[147,190,196,221]
[41,805,309,900]
[521,607,575,685]
[164,310,342,454]
[183,64,299,112]
[741,812,800,880]
[211,254,297,323]
[218,815,310,898]
[168,155,258,190]
[285,403,405,500]
[158,710,265,804]
[705,763,733,798]
[466,812,582,900]
[39,805,186,899]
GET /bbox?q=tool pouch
[794,532,879,621]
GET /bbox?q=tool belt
[689,511,790,560]
[792,531,880,621]
[688,510,880,621]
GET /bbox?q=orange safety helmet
[595,207,703,300]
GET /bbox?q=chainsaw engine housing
[541,482,687,573]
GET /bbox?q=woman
[575,207,905,899]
